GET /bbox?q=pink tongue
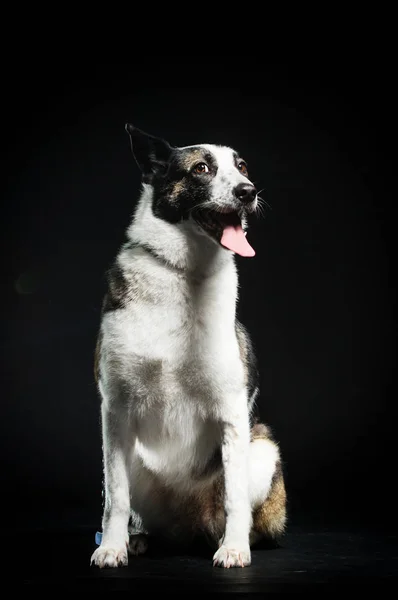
[220,224,255,257]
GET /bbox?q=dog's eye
[238,161,248,176]
[194,162,209,174]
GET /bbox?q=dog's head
[126,124,258,257]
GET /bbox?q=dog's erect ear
[125,124,173,180]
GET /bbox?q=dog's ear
[125,124,173,181]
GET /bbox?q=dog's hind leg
[128,534,149,555]
[248,423,287,545]
[127,510,149,555]
[90,402,134,568]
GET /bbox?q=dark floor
[7,523,397,592]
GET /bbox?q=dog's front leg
[91,403,132,568]
[213,394,252,568]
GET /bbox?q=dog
[90,124,287,569]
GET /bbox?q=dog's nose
[234,183,257,204]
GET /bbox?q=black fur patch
[151,147,218,224]
[102,263,129,313]
[235,320,259,399]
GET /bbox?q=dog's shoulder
[102,259,130,313]
[100,242,173,315]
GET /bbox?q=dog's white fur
[90,143,282,569]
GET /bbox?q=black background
[2,60,396,540]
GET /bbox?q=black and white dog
[90,125,286,569]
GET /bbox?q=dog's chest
[105,259,244,411]
[120,261,237,354]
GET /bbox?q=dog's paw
[128,534,148,556]
[90,545,128,568]
[213,544,251,568]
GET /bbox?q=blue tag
[95,531,102,546]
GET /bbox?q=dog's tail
[250,424,287,544]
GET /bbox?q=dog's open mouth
[192,209,255,258]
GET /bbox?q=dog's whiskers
[254,196,271,219]
[188,199,215,214]
[254,188,271,208]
